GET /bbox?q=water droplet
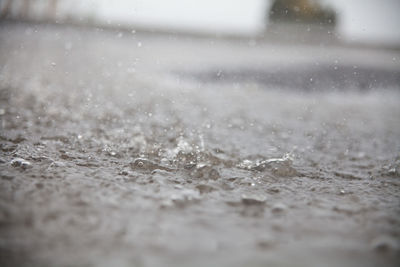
[241,194,266,205]
[196,184,216,194]
[10,158,32,169]
[370,236,398,253]
[127,67,136,73]
[271,203,287,213]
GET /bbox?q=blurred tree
[0,0,58,20]
[0,0,13,18]
[269,0,336,24]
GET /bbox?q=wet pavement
[0,22,400,267]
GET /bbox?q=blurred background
[1,0,400,47]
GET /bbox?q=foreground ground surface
[0,22,400,267]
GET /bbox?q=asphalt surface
[0,22,400,267]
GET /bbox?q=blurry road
[0,22,400,267]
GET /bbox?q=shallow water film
[1,22,400,267]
